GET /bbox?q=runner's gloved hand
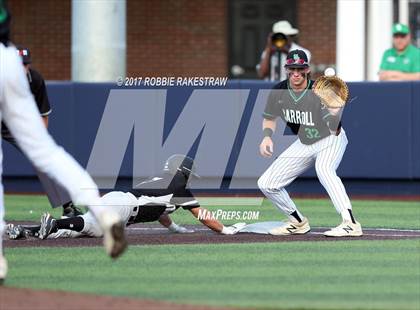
[220,223,247,235]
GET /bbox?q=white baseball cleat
[324,220,363,237]
[269,218,310,236]
[0,255,7,285]
[99,212,128,259]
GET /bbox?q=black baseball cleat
[39,213,58,239]
[62,202,84,218]
[5,224,30,240]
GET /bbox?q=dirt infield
[4,222,420,248]
[0,286,234,310]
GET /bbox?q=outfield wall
[3,80,419,193]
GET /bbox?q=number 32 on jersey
[304,128,320,139]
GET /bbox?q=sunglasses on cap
[17,49,29,57]
[285,58,308,66]
[393,33,408,38]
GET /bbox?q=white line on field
[128,227,207,231]
[309,232,419,237]
[127,227,420,237]
[317,227,420,233]
[127,227,420,232]
[361,228,420,232]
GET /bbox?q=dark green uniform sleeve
[263,81,287,120]
[263,90,279,120]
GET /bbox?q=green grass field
[3,194,420,310]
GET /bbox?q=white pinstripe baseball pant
[258,129,352,219]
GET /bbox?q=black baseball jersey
[130,171,200,211]
[1,68,51,139]
[263,79,341,145]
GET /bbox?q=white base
[239,221,285,234]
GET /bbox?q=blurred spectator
[257,20,311,81]
[379,23,420,81]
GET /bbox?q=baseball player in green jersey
[258,49,362,237]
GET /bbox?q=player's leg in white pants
[0,157,8,282]
[46,211,104,238]
[63,192,136,238]
[314,130,353,221]
[0,148,4,255]
[79,212,104,237]
[258,139,314,220]
[48,191,136,239]
[48,228,84,239]
[0,185,4,256]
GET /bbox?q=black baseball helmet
[0,0,11,45]
[163,154,199,179]
[284,49,309,69]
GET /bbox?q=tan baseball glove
[313,76,349,108]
